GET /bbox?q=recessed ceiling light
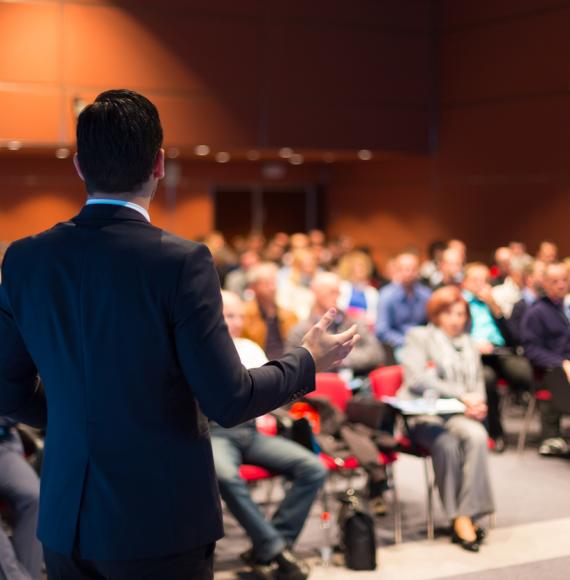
[194,145,210,156]
[55,147,70,159]
[279,147,294,159]
[167,148,180,159]
[215,152,231,163]
[357,149,373,161]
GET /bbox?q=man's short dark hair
[76,89,163,195]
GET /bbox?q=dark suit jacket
[0,204,315,560]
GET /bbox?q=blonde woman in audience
[400,286,495,553]
[337,250,379,327]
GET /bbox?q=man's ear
[73,153,85,182]
[153,148,165,180]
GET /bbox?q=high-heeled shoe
[451,529,480,552]
[474,525,487,543]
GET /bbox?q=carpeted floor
[215,402,570,579]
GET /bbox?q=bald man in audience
[287,272,385,376]
[432,247,464,290]
[211,291,326,579]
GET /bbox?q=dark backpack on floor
[337,489,377,571]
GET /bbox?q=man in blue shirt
[376,252,431,360]
[462,263,533,452]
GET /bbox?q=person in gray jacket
[400,286,495,553]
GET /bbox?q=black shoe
[491,436,507,454]
[451,530,480,553]
[273,549,310,580]
[474,526,487,543]
[240,549,276,580]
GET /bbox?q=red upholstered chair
[369,365,437,541]
[309,372,402,543]
[306,372,352,411]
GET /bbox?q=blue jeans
[210,426,326,562]
[0,431,43,580]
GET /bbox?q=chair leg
[424,458,435,540]
[387,463,402,544]
[517,396,537,456]
[319,484,334,566]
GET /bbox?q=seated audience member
[263,233,289,265]
[509,260,546,345]
[224,250,260,299]
[490,246,512,287]
[492,256,527,319]
[462,263,533,450]
[287,272,385,377]
[432,247,465,290]
[509,241,533,266]
[277,248,318,320]
[0,418,43,580]
[376,252,431,359]
[211,292,326,579]
[400,287,494,552]
[448,239,467,265]
[420,240,447,287]
[337,251,380,326]
[536,240,558,264]
[243,263,298,359]
[521,263,570,457]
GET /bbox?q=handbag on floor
[337,489,377,571]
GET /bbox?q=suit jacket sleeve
[173,244,315,428]
[0,281,47,429]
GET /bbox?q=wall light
[55,147,70,159]
[279,147,294,159]
[247,150,260,161]
[215,152,231,163]
[167,148,180,159]
[357,149,373,161]
[7,140,22,151]
[194,145,210,156]
[289,154,304,165]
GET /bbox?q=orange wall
[0,0,432,152]
[327,1,570,264]
[1,2,568,265]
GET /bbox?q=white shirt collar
[85,198,151,222]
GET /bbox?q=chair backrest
[307,372,351,412]
[369,365,404,399]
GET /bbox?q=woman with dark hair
[400,286,495,552]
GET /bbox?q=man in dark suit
[0,89,358,580]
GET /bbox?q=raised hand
[300,308,360,372]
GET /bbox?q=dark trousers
[44,543,215,580]
[482,353,534,439]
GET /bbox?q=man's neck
[87,193,151,211]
